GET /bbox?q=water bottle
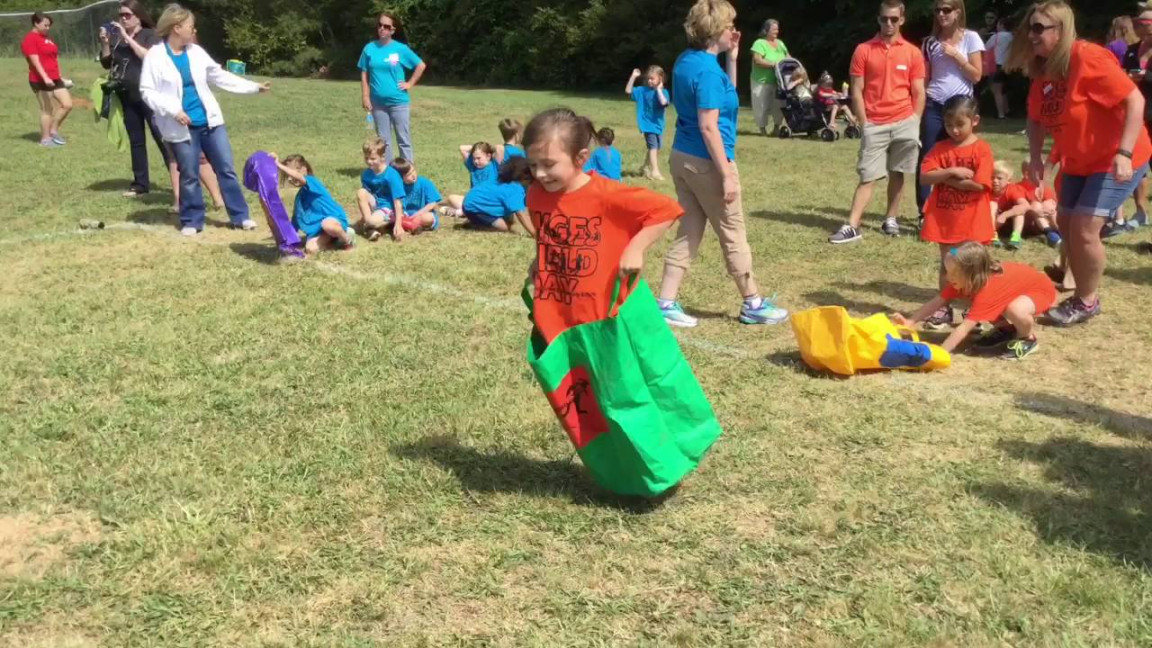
[841,82,848,95]
[79,219,105,230]
[365,112,374,131]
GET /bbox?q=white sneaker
[660,301,699,328]
[180,227,199,237]
[239,219,257,231]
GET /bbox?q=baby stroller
[774,58,860,142]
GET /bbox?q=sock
[744,295,763,309]
[658,299,674,309]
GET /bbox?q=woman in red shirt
[20,12,73,148]
[1007,0,1152,326]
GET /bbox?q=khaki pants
[750,80,783,131]
[664,150,754,280]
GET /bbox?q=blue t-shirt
[402,176,442,214]
[357,40,423,107]
[672,49,739,160]
[465,157,499,187]
[360,166,406,206]
[166,43,207,127]
[462,181,527,219]
[503,144,526,160]
[293,176,348,236]
[583,147,622,181]
[631,86,670,135]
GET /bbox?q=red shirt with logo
[920,138,995,244]
[849,35,926,125]
[21,30,61,83]
[1028,41,1152,176]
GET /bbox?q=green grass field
[3,57,1152,647]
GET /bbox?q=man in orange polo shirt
[830,0,926,244]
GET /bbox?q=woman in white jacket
[141,4,269,236]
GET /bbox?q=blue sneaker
[660,301,699,328]
[739,296,789,325]
[1044,230,1063,248]
[50,133,66,145]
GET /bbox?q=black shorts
[992,66,1009,83]
[30,79,65,93]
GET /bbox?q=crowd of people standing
[18,0,1152,354]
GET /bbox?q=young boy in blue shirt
[625,65,670,181]
[496,118,525,163]
[393,157,442,233]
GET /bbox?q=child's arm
[494,145,507,164]
[392,198,407,240]
[625,68,640,95]
[458,145,471,161]
[943,178,986,191]
[618,221,677,276]
[920,167,964,186]
[939,319,979,352]
[892,296,949,326]
[657,84,669,106]
[269,153,308,186]
[997,201,1030,224]
[513,210,535,237]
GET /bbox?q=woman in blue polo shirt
[656,0,787,329]
[359,12,427,162]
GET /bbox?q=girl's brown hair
[947,242,1002,295]
[470,141,496,158]
[645,65,665,82]
[523,108,596,162]
[281,154,313,185]
[498,157,533,184]
[120,0,154,29]
[1004,0,1077,79]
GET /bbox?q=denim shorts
[643,132,662,150]
[1059,164,1149,218]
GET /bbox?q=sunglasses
[118,12,134,18]
[935,6,956,14]
[1029,22,1058,35]
[378,23,395,30]
[1137,19,1152,26]
[878,15,901,24]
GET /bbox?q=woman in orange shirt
[1006,0,1151,326]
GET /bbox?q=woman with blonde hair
[657,0,788,328]
[916,0,984,219]
[1007,0,1151,326]
[1107,15,1139,62]
[140,4,270,237]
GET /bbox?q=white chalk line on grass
[1,222,755,359]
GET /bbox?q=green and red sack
[523,277,722,497]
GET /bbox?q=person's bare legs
[937,244,950,290]
[49,88,72,136]
[1002,295,1038,340]
[1134,178,1149,221]
[646,149,664,180]
[885,173,905,220]
[846,180,877,229]
[199,158,224,209]
[36,91,53,141]
[1065,213,1106,303]
[992,81,1008,119]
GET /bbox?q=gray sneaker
[1047,296,1101,326]
[829,225,862,244]
[882,218,900,237]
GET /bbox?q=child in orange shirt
[522,108,683,343]
[991,160,1061,249]
[919,96,995,328]
[893,242,1057,360]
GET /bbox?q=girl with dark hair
[22,11,73,147]
[101,0,175,197]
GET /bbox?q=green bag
[523,276,722,497]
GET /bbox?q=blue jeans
[371,103,413,162]
[916,99,948,214]
[170,125,248,231]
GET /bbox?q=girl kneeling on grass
[893,242,1057,360]
[271,153,353,254]
[523,107,683,343]
[919,95,995,330]
[440,158,534,233]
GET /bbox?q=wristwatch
[1118,148,1134,159]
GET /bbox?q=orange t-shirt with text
[920,138,995,244]
[999,181,1055,211]
[940,262,1057,322]
[1028,41,1152,176]
[528,174,683,343]
[849,36,926,125]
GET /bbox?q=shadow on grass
[1105,266,1152,287]
[750,209,848,232]
[230,242,283,265]
[833,280,939,302]
[802,290,892,315]
[392,435,677,513]
[18,132,41,142]
[336,167,362,179]
[87,179,130,192]
[1015,392,1152,442]
[973,436,1152,569]
[127,208,178,228]
[763,349,843,378]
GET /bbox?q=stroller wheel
[820,128,836,142]
[845,125,861,140]
[778,126,791,139]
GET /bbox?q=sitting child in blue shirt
[583,127,622,181]
[440,157,534,234]
[272,152,353,254]
[457,141,498,187]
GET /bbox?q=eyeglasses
[878,16,901,24]
[378,23,395,30]
[935,6,956,15]
[1029,22,1058,35]
[118,12,134,19]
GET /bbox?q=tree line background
[0,0,1137,94]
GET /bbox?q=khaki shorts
[857,116,921,183]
